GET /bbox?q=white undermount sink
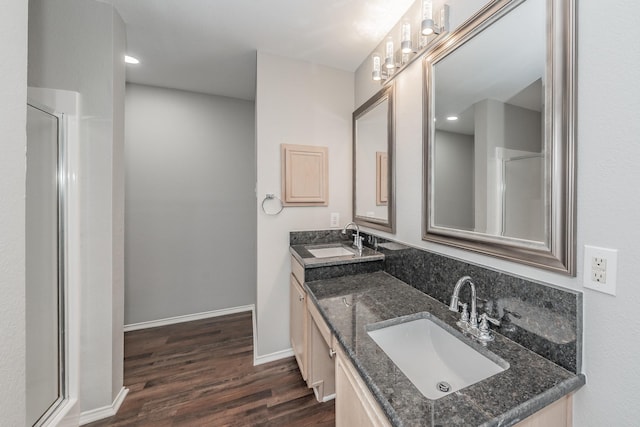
[307,246,355,258]
[367,314,508,399]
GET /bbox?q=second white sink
[307,246,355,258]
[367,314,508,399]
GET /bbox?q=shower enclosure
[498,150,545,241]
[26,89,79,427]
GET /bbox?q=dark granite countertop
[305,271,585,427]
[290,243,384,268]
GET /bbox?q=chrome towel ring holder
[261,193,284,215]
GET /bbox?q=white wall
[28,0,126,413]
[354,0,640,425]
[0,0,28,424]
[124,84,257,324]
[255,52,353,359]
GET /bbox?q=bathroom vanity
[288,231,584,427]
[289,240,383,402]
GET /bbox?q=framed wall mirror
[423,0,576,274]
[353,84,395,233]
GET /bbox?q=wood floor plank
[85,312,335,426]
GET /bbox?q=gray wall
[124,84,256,324]
[0,0,27,423]
[28,0,126,413]
[434,130,474,230]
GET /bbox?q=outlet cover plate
[583,245,618,296]
[330,212,340,228]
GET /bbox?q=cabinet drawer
[307,299,332,348]
[291,255,305,284]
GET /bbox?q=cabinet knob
[329,348,336,358]
[299,295,304,302]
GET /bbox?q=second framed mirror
[353,84,395,233]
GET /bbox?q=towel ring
[261,193,284,215]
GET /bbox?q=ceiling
[433,0,545,135]
[107,0,415,101]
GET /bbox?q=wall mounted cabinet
[281,144,328,206]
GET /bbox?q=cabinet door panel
[335,347,390,427]
[307,302,336,402]
[289,274,307,380]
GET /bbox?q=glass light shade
[372,53,382,81]
[401,21,412,53]
[385,37,395,69]
[422,0,433,20]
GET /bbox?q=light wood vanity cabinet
[289,255,336,402]
[335,344,391,427]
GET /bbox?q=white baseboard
[253,348,295,366]
[79,386,128,425]
[124,305,255,332]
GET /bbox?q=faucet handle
[478,313,501,342]
[460,303,470,323]
[480,313,501,327]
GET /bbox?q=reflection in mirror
[354,84,395,233]
[424,0,576,274]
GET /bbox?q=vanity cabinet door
[307,299,336,402]
[514,395,572,427]
[335,345,391,427]
[290,273,307,381]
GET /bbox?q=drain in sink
[436,381,451,393]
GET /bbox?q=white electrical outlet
[330,212,339,228]
[583,245,618,296]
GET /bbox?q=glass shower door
[26,104,65,426]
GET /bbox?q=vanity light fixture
[369,3,450,83]
[422,1,450,36]
[124,55,139,64]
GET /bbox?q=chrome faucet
[342,222,363,256]
[449,276,500,342]
[449,276,478,329]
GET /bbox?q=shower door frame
[27,87,80,427]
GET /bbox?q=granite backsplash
[290,230,583,374]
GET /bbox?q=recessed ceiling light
[124,55,139,64]
[446,116,458,121]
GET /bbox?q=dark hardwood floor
[86,312,335,426]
